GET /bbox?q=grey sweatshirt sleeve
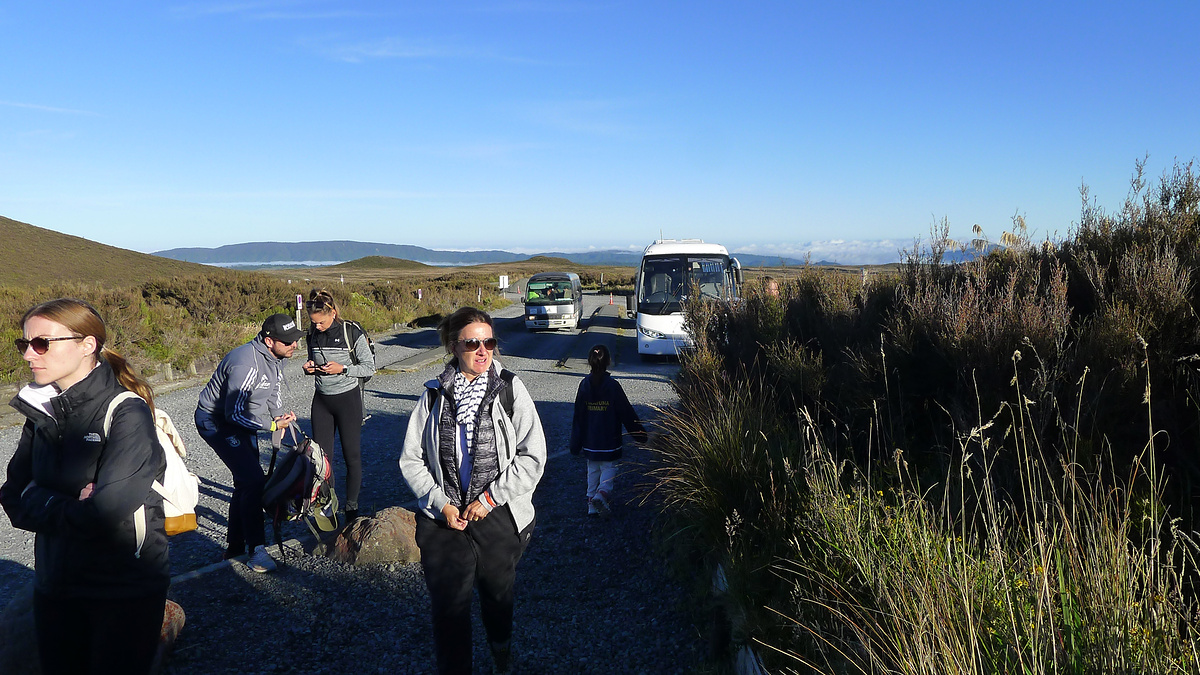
[399,387,451,519]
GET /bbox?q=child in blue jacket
[570,344,647,516]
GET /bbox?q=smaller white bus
[633,239,741,357]
[524,272,583,330]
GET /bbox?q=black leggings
[311,387,362,510]
[35,588,167,675]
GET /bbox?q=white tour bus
[633,239,742,358]
[524,272,584,330]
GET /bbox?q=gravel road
[0,294,701,674]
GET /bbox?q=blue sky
[1,1,1196,264]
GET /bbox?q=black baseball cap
[260,314,304,343]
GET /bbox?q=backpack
[104,392,201,544]
[261,424,339,551]
[342,320,376,385]
[427,369,516,419]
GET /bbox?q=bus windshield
[638,255,732,315]
[526,280,575,304]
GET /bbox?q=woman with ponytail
[0,298,169,675]
[301,288,375,522]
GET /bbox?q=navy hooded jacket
[569,372,646,461]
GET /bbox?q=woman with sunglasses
[0,298,169,675]
[400,306,546,675]
[300,288,376,523]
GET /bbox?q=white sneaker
[248,545,277,573]
[591,491,610,517]
[587,497,599,516]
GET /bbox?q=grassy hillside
[327,256,433,271]
[0,218,513,383]
[266,255,636,290]
[0,215,215,286]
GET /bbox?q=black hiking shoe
[490,640,511,674]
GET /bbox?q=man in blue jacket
[194,313,302,572]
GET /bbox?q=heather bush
[0,270,512,383]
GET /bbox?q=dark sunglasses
[458,337,498,351]
[305,300,333,311]
[15,335,82,355]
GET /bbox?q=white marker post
[295,294,303,327]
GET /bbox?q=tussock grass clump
[650,158,1200,672]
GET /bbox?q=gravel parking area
[0,298,701,674]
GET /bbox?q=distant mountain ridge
[154,240,816,268]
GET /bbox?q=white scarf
[453,370,489,454]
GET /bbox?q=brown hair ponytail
[103,347,155,410]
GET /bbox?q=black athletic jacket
[0,360,169,599]
[569,372,647,461]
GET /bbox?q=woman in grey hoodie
[399,306,546,675]
[301,289,376,522]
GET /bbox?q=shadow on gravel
[500,331,578,360]
[167,477,234,578]
[378,329,441,350]
[370,390,422,402]
[0,558,34,609]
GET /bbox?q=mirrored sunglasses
[15,335,82,355]
[459,337,498,351]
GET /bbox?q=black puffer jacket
[0,360,169,599]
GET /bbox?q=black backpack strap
[341,321,359,366]
[499,369,516,419]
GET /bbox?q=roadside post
[295,294,303,327]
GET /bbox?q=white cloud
[0,100,99,116]
[733,240,911,265]
[169,0,375,21]
[510,98,636,137]
[306,36,462,62]
[298,34,543,64]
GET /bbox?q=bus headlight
[639,326,666,339]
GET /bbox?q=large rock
[152,599,187,674]
[323,507,420,566]
[0,582,185,675]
